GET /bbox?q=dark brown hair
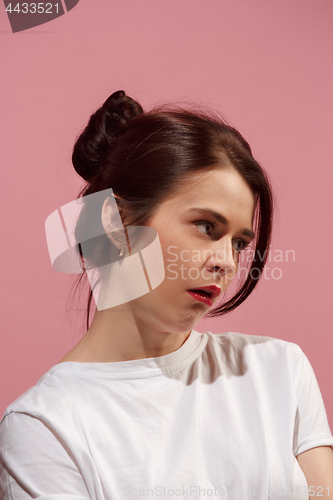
[70,90,274,331]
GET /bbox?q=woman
[1,90,333,499]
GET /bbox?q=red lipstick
[186,285,221,307]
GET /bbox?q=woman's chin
[172,309,203,332]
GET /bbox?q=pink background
[1,0,332,423]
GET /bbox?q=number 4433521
[5,3,60,14]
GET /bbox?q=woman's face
[128,167,256,334]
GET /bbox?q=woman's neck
[57,306,191,364]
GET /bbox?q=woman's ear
[112,193,128,224]
[101,194,127,257]
[101,194,128,255]
[101,194,125,233]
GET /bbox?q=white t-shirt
[1,329,333,500]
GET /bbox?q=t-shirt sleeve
[288,342,333,457]
[0,411,92,500]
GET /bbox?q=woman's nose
[209,238,238,277]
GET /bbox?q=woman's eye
[194,221,251,252]
[232,240,250,253]
[195,221,216,235]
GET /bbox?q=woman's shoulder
[204,330,302,350]
[0,367,74,427]
[202,330,305,372]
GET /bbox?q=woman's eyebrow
[185,207,255,240]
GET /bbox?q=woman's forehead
[152,168,256,231]
[163,169,255,212]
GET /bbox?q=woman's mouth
[186,285,221,307]
[186,289,213,306]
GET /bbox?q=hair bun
[72,90,144,181]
